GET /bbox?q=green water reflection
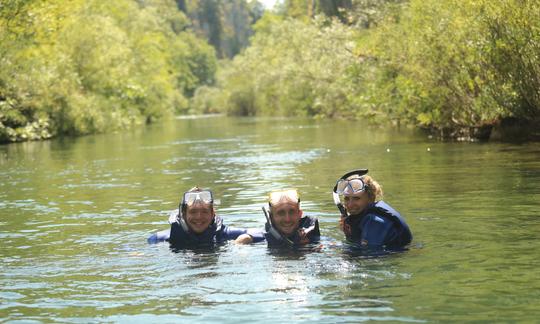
[1,116,539,322]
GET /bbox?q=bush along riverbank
[0,0,217,144]
[2,0,538,143]
[190,0,539,142]
[420,118,540,142]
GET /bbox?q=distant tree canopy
[192,16,360,118]
[193,0,540,140]
[0,0,217,143]
[177,0,264,58]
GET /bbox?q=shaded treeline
[176,0,264,58]
[193,0,540,140]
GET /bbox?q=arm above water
[147,228,171,244]
[223,226,266,244]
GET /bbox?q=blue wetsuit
[343,201,412,248]
[148,210,265,247]
[265,215,320,247]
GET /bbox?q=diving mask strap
[338,169,369,182]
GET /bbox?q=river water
[1,116,539,322]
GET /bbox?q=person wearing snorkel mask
[333,170,412,248]
[261,189,320,247]
[148,187,264,247]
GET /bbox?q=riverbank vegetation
[193,0,540,141]
[2,0,539,143]
[0,0,219,143]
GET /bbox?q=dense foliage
[364,0,540,138]
[194,0,539,139]
[178,0,264,58]
[2,0,538,143]
[0,0,216,143]
[192,16,360,118]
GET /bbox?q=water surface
[1,116,539,322]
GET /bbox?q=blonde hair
[345,175,383,202]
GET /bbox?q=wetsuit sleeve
[222,226,266,243]
[147,228,171,244]
[361,215,394,246]
[246,228,266,243]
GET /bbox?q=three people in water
[148,169,412,250]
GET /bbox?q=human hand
[340,217,351,236]
[234,234,254,244]
[297,229,309,245]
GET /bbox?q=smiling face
[271,201,302,236]
[184,201,214,234]
[343,191,371,216]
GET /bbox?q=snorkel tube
[262,206,294,247]
[168,203,190,233]
[333,169,369,218]
[177,207,191,234]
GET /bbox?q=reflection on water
[1,116,540,322]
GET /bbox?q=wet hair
[345,175,383,202]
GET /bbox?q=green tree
[0,0,217,143]
[360,0,539,137]
[192,15,361,118]
[179,0,264,58]
[482,0,540,124]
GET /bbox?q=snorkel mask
[333,169,369,218]
[262,190,300,247]
[268,189,300,207]
[176,188,214,233]
[182,190,213,208]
